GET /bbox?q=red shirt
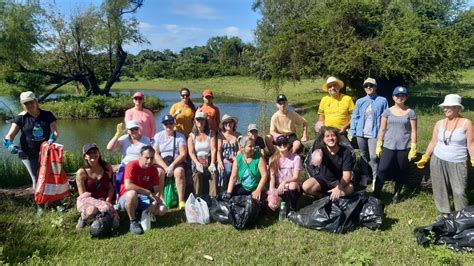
[119,160,159,199]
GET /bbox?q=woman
[75,143,118,230]
[416,94,474,215]
[197,89,220,133]
[169,88,196,137]
[225,136,268,201]
[124,91,156,139]
[187,111,218,197]
[3,91,58,189]
[268,135,302,210]
[107,120,153,196]
[217,114,241,193]
[374,86,417,203]
[348,78,388,188]
[153,114,187,210]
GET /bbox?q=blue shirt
[348,95,388,138]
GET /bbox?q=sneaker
[129,220,144,235]
[76,217,86,231]
[178,201,186,210]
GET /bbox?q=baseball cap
[161,114,175,124]
[82,143,99,157]
[247,124,258,132]
[195,111,207,119]
[363,78,377,87]
[126,120,140,129]
[202,89,213,97]
[276,94,287,103]
[392,86,408,96]
[20,91,37,104]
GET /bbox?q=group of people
[3,77,473,235]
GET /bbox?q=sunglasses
[328,84,338,89]
[133,97,144,101]
[277,101,287,105]
[129,127,139,131]
[196,118,206,122]
[163,122,174,126]
[364,84,375,89]
[223,121,234,126]
[277,142,288,147]
[181,94,190,98]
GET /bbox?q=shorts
[118,193,163,211]
[313,176,339,194]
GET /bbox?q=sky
[54,0,261,55]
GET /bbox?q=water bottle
[279,201,287,221]
[140,210,151,231]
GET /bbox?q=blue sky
[54,0,261,54]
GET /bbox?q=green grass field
[1,70,474,264]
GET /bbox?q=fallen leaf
[203,255,214,261]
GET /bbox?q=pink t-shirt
[271,153,302,185]
[124,108,157,139]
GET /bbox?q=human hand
[375,140,383,158]
[408,143,417,162]
[47,133,55,144]
[115,122,124,138]
[328,185,342,201]
[173,109,182,116]
[195,162,204,173]
[218,161,224,172]
[471,158,474,167]
[415,155,430,169]
[314,121,323,133]
[301,134,307,142]
[348,135,353,142]
[4,139,19,154]
[222,191,231,201]
[251,189,261,201]
[277,182,286,195]
[166,163,175,177]
[311,149,323,167]
[208,162,217,173]
[149,191,160,203]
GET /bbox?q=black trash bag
[210,195,261,229]
[360,196,384,230]
[90,212,113,238]
[210,198,232,224]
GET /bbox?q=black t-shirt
[318,146,354,183]
[13,109,56,159]
[255,136,266,150]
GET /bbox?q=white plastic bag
[140,209,152,231]
[185,193,210,224]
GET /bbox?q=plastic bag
[210,195,261,229]
[267,189,282,211]
[185,193,210,224]
[164,177,178,209]
[90,212,113,238]
[210,198,232,224]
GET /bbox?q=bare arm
[466,119,474,159]
[107,135,121,151]
[125,179,154,197]
[226,159,239,193]
[76,168,87,196]
[106,164,114,203]
[301,120,308,141]
[217,134,223,165]
[5,123,20,141]
[174,143,187,165]
[187,133,199,164]
[423,121,440,157]
[50,121,59,140]
[410,118,417,144]
[255,156,268,193]
[377,117,387,142]
[153,144,168,170]
[210,132,217,164]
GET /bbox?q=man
[198,89,221,132]
[268,94,308,154]
[118,145,167,235]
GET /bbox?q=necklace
[443,118,459,145]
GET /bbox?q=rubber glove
[415,155,430,169]
[208,162,217,173]
[3,139,19,154]
[166,163,175,177]
[471,158,474,167]
[375,140,383,158]
[195,162,204,173]
[222,192,231,201]
[114,122,124,138]
[408,143,417,162]
[173,109,182,116]
[47,133,55,144]
[348,135,353,142]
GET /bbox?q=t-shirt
[270,110,307,135]
[119,160,160,199]
[237,151,262,192]
[169,102,195,137]
[363,104,374,138]
[153,130,186,159]
[270,153,302,185]
[382,109,417,150]
[318,146,354,183]
[199,104,220,132]
[124,108,156,139]
[318,94,355,130]
[118,135,151,164]
[13,109,56,160]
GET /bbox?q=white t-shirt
[118,135,151,164]
[153,130,186,159]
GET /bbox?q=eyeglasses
[364,84,375,89]
[129,127,139,131]
[277,101,287,105]
[276,143,288,147]
[204,96,213,99]
[163,122,174,126]
[223,121,233,126]
[181,94,190,98]
[328,84,338,89]
[133,97,143,101]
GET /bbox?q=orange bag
[35,142,70,204]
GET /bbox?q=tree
[252,0,474,95]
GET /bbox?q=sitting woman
[268,135,302,210]
[76,143,119,230]
[188,111,218,197]
[302,127,354,201]
[217,114,241,193]
[226,136,268,201]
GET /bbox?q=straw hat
[322,77,345,92]
[220,114,238,127]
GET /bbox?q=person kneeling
[302,127,354,201]
[118,146,167,235]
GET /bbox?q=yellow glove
[375,140,383,158]
[114,122,124,138]
[415,154,430,169]
[471,158,474,167]
[408,143,417,162]
[348,135,353,142]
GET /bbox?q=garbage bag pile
[288,191,384,233]
[210,195,261,230]
[415,206,474,252]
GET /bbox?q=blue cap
[161,114,175,124]
[392,86,408,96]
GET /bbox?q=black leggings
[375,148,409,195]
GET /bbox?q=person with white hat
[416,94,474,216]
[348,78,388,189]
[217,114,241,194]
[3,91,58,189]
[124,91,156,139]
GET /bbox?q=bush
[40,94,163,119]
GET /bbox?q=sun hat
[161,114,175,124]
[195,111,207,119]
[132,92,144,98]
[221,114,238,126]
[363,78,377,87]
[20,91,37,104]
[439,94,464,110]
[125,120,141,129]
[322,77,345,92]
[276,94,287,103]
[202,89,213,97]
[247,124,258,132]
[82,143,99,157]
[392,86,408,96]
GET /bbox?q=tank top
[84,168,111,200]
[237,151,262,191]
[433,118,468,163]
[194,133,211,158]
[222,142,238,162]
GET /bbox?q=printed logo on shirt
[141,175,151,183]
[32,121,45,141]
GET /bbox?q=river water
[0,90,277,157]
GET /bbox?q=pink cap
[132,92,144,98]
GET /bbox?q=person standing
[198,89,220,133]
[3,91,58,189]
[124,92,157,139]
[348,78,388,188]
[416,94,474,215]
[169,88,196,137]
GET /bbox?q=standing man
[118,145,166,235]
[268,94,308,154]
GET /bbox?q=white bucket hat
[322,77,344,92]
[439,94,464,110]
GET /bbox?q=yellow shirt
[169,102,195,137]
[270,110,307,135]
[317,94,355,130]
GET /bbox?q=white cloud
[224,26,240,36]
[171,3,220,20]
[164,24,179,34]
[139,22,155,31]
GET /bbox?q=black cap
[275,135,289,146]
[276,94,287,103]
[82,143,98,157]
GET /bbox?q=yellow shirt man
[318,94,355,130]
